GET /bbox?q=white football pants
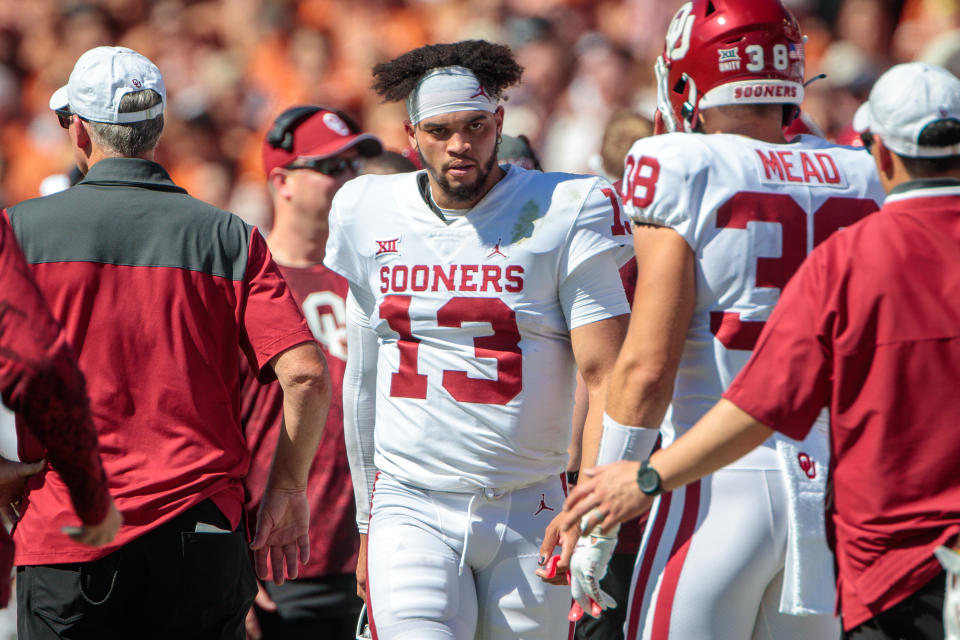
[624,457,840,640]
[366,472,572,640]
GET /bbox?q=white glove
[569,520,619,619]
[935,546,960,640]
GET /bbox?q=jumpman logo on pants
[535,494,554,516]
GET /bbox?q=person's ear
[404,121,417,151]
[875,137,894,177]
[72,117,91,155]
[269,168,292,200]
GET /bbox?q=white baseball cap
[49,46,165,124]
[853,62,960,158]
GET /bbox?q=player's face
[409,108,503,209]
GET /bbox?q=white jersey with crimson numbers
[621,132,884,456]
[325,165,631,492]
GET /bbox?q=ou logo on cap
[323,112,350,136]
[132,78,142,88]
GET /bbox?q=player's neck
[700,111,787,144]
[429,165,505,210]
[706,123,787,144]
[267,210,328,267]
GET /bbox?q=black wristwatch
[636,460,663,496]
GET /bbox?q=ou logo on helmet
[665,2,695,61]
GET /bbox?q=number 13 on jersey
[379,295,523,405]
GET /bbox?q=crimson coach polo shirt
[6,158,314,565]
[240,263,357,579]
[725,178,960,629]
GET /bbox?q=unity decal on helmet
[718,48,741,73]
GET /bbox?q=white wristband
[595,412,659,466]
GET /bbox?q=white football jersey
[621,133,884,452]
[326,166,632,492]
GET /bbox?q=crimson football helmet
[656,0,805,132]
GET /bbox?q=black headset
[265,105,363,151]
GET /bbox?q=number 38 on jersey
[621,138,882,353]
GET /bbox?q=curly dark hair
[372,40,523,103]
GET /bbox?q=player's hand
[536,512,577,586]
[0,456,44,522]
[356,533,368,601]
[568,522,619,620]
[560,461,653,536]
[244,582,277,640]
[65,498,122,547]
[250,486,310,585]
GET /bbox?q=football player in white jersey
[324,40,632,639]
[557,2,885,639]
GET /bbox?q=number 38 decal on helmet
[656,0,806,133]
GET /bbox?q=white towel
[934,546,960,640]
[774,417,836,615]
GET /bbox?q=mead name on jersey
[754,147,848,188]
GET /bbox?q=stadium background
[0,0,957,637]
[0,0,958,231]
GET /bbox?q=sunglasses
[55,108,74,130]
[860,131,874,155]
[285,157,362,178]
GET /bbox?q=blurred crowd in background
[1,0,959,230]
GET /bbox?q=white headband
[406,66,497,125]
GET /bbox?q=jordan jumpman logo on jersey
[487,237,508,259]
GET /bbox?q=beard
[419,146,499,205]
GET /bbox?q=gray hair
[86,89,164,157]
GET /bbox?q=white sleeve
[323,182,369,286]
[558,177,635,279]
[622,133,707,251]
[559,250,630,330]
[343,285,379,533]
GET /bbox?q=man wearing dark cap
[497,134,542,171]
[8,46,331,639]
[563,61,960,640]
[242,106,381,640]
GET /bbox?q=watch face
[637,464,661,494]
